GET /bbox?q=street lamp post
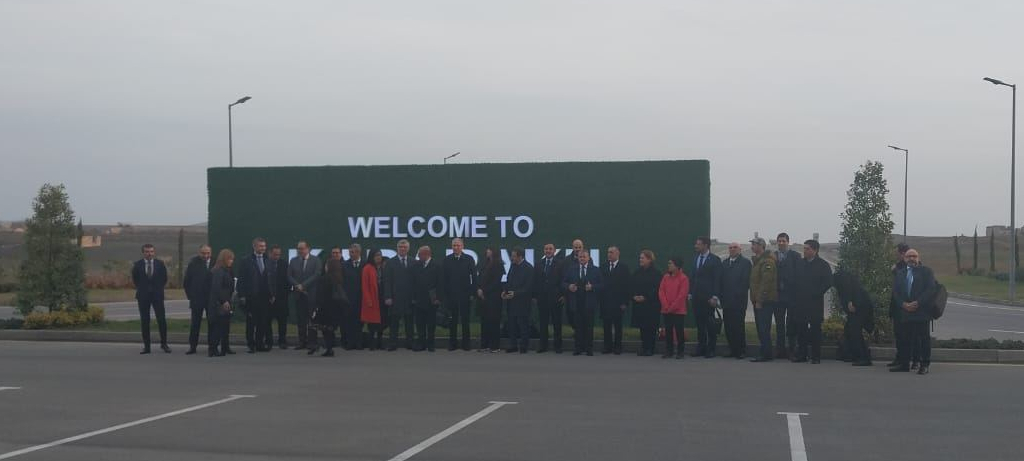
[984,77,1017,300]
[888,145,909,243]
[228,96,252,167]
[443,152,460,165]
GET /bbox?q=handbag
[713,306,724,335]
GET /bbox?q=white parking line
[988,329,1024,335]
[0,394,256,460]
[0,387,21,392]
[949,301,1024,312]
[778,412,809,461]
[387,401,518,461]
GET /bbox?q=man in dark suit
[720,242,752,359]
[442,238,476,351]
[689,236,722,358]
[534,243,564,353]
[888,243,911,367]
[265,245,291,349]
[600,246,631,355]
[384,239,416,351]
[132,244,170,354]
[791,239,833,364]
[504,247,534,354]
[774,232,802,359]
[559,239,586,333]
[562,250,604,356]
[183,244,213,355]
[411,245,444,352]
[288,240,322,350]
[341,243,364,350]
[238,237,273,353]
[891,248,937,374]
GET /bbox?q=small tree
[990,233,997,273]
[838,161,895,341]
[973,227,979,272]
[16,184,87,314]
[953,235,962,274]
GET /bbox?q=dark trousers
[773,299,795,351]
[509,313,530,352]
[344,301,363,349]
[208,313,231,353]
[638,309,659,355]
[481,295,503,350]
[388,310,415,349]
[900,321,931,366]
[309,326,336,350]
[415,304,437,350]
[601,307,624,353]
[187,300,206,350]
[723,306,747,357]
[537,294,563,351]
[893,319,921,363]
[573,305,595,353]
[447,295,472,349]
[268,297,288,345]
[244,297,269,350]
[663,313,686,355]
[844,314,870,362]
[366,323,384,348]
[692,298,716,355]
[294,293,312,347]
[137,296,168,348]
[754,302,776,359]
[793,310,823,360]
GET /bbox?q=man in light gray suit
[383,239,415,351]
[288,240,322,350]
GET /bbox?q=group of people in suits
[136,232,940,374]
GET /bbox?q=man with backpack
[891,249,938,375]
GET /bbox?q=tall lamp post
[888,145,909,243]
[984,76,1017,300]
[443,152,460,165]
[228,96,252,167]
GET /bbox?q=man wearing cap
[719,242,751,359]
[748,237,777,362]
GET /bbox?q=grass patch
[941,275,1017,304]
[0,288,186,306]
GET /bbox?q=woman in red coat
[361,249,385,350]
[659,256,690,359]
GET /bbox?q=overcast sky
[1,0,1021,243]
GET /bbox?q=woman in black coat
[630,250,662,357]
[207,249,236,357]
[476,247,506,353]
[310,248,347,357]
[834,270,875,366]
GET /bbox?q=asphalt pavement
[0,340,1022,461]
[933,298,1024,341]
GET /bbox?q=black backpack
[931,283,948,320]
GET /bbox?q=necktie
[402,257,407,268]
[301,257,307,272]
[906,268,914,297]
[698,255,705,270]
[146,260,153,277]
[206,260,210,270]
[257,255,264,273]
[545,258,551,274]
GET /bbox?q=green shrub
[23,306,104,329]
[932,338,1024,350]
[0,318,24,329]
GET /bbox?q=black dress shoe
[723,353,736,358]
[247,348,256,354]
[160,344,172,353]
[140,348,151,355]
[887,359,900,367]
[852,360,873,366]
[428,347,435,352]
[911,361,920,370]
[536,349,548,354]
[554,349,563,354]
[573,351,581,356]
[601,349,612,355]
[917,365,929,375]
[307,347,318,355]
[321,349,334,357]
[185,348,197,355]
[224,348,236,355]
[614,350,621,355]
[889,365,911,372]
[387,346,397,352]
[750,357,772,362]
[811,359,821,364]
[674,354,683,360]
[216,351,226,357]
[208,350,217,357]
[519,349,528,354]
[662,353,673,359]
[586,351,593,356]
[256,347,270,352]
[293,345,307,350]
[278,343,288,350]
[506,348,517,353]
[704,354,715,359]
[736,354,746,360]
[791,357,808,363]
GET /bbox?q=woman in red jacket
[361,249,385,350]
[659,256,690,359]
